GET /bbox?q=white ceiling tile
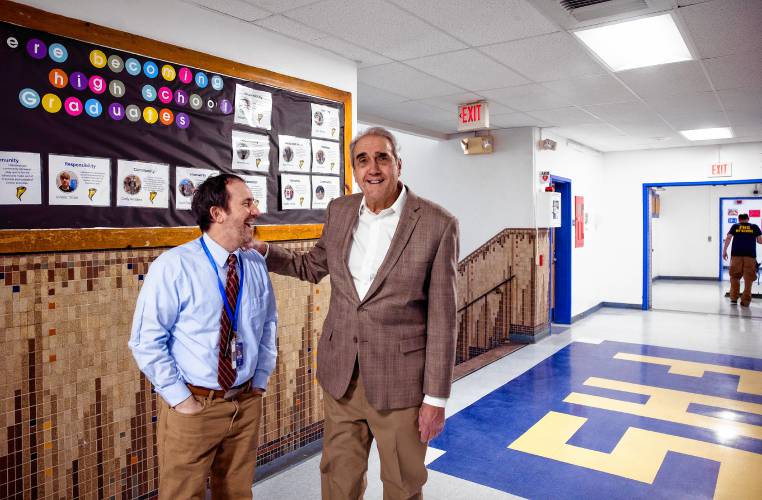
[557,123,626,138]
[526,107,599,127]
[732,125,762,138]
[254,15,327,41]
[660,110,730,130]
[406,50,528,91]
[645,91,723,114]
[680,0,762,59]
[413,93,514,114]
[583,101,661,124]
[725,110,762,128]
[479,84,571,112]
[617,61,712,98]
[311,37,392,67]
[610,122,676,139]
[480,32,605,83]
[188,0,270,21]
[242,0,318,13]
[388,0,558,46]
[599,136,686,152]
[704,51,762,90]
[541,74,635,106]
[718,88,762,112]
[359,63,463,99]
[357,83,408,108]
[285,0,466,59]
[404,119,458,134]
[490,112,546,128]
[361,100,453,125]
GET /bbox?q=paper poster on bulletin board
[0,18,347,230]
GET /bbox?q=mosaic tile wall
[0,240,328,499]
[457,229,550,359]
[1,230,549,498]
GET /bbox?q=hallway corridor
[255,307,762,499]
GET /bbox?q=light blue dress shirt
[129,233,278,407]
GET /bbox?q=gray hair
[349,126,401,167]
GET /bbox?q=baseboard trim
[510,326,550,344]
[602,301,642,309]
[653,275,719,281]
[570,303,603,323]
[571,302,642,323]
[254,438,323,483]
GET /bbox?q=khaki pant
[320,371,428,500]
[729,256,758,305]
[157,391,263,500]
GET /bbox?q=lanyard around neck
[200,238,245,331]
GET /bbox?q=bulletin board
[0,1,352,253]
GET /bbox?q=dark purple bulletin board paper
[0,20,344,229]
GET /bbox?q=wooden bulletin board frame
[0,0,352,254]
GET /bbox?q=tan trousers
[320,372,428,500]
[729,256,758,305]
[157,391,263,500]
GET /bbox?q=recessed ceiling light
[574,13,692,72]
[679,127,733,141]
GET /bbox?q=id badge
[230,335,237,369]
[235,340,244,369]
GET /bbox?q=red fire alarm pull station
[575,196,585,248]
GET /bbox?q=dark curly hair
[191,173,244,232]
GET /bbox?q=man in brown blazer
[253,126,458,499]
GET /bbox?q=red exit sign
[457,101,489,131]
[709,162,732,177]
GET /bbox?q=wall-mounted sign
[457,101,489,131]
[709,162,732,177]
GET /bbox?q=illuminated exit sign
[709,162,732,177]
[457,101,489,131]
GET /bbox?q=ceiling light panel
[574,13,692,72]
[679,127,733,141]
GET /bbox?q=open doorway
[549,176,572,325]
[642,180,762,317]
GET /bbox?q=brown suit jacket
[267,187,459,410]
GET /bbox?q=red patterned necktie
[217,253,239,391]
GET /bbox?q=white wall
[358,123,535,257]
[652,184,760,278]
[535,130,606,316]
[16,0,357,114]
[601,142,762,304]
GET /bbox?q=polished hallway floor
[253,307,762,499]
[652,277,762,318]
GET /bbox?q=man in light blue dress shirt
[129,173,277,499]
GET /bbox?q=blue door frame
[641,178,762,310]
[550,175,572,325]
[718,196,762,280]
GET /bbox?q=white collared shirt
[348,185,408,301]
[347,185,446,408]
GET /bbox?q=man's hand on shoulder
[173,395,204,415]
[241,239,269,256]
[418,403,445,443]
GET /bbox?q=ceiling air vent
[560,0,649,22]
